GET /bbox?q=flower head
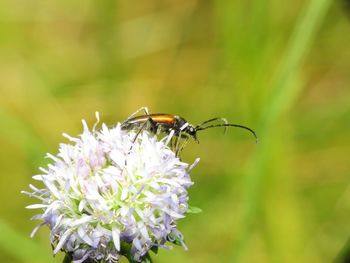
[23,113,199,262]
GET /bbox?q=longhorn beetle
[121,107,258,156]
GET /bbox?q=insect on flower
[121,107,258,155]
[23,112,199,263]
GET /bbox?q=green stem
[63,253,73,263]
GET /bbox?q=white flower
[23,113,199,263]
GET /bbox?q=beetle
[121,107,258,155]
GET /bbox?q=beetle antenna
[196,124,258,143]
[197,117,228,134]
[197,117,228,127]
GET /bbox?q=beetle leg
[148,117,158,134]
[171,133,178,153]
[130,117,156,147]
[170,135,175,150]
[125,106,150,121]
[175,130,182,154]
[176,134,190,157]
[125,117,153,166]
[121,107,150,130]
[174,129,190,156]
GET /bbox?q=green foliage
[0,220,54,263]
[230,0,334,261]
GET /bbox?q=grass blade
[232,0,333,261]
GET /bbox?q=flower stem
[62,253,72,263]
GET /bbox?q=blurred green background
[1,0,350,262]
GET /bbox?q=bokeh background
[1,0,350,262]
